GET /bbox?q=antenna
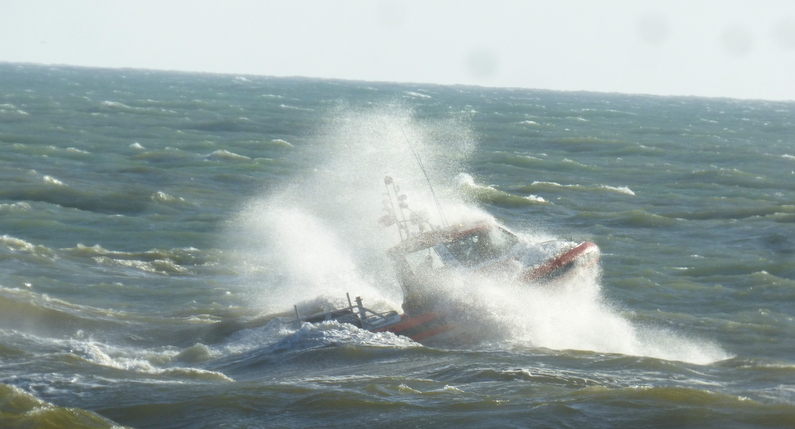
[383,175,410,240]
[399,125,449,228]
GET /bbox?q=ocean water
[0,62,793,428]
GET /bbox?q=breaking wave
[525,181,636,196]
[456,173,547,206]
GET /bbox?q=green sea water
[1,63,794,428]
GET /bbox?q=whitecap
[66,147,90,154]
[151,191,185,203]
[270,139,294,148]
[160,367,234,382]
[205,150,251,161]
[398,383,422,394]
[456,173,547,207]
[404,91,432,99]
[73,340,234,381]
[0,103,29,115]
[92,256,190,275]
[562,158,590,168]
[443,385,464,393]
[524,194,547,203]
[531,181,635,196]
[101,100,131,109]
[279,104,314,111]
[0,202,31,212]
[130,142,145,150]
[42,175,65,186]
[782,154,795,160]
[1,234,38,252]
[599,185,636,196]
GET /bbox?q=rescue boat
[290,176,600,345]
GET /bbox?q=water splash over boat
[227,104,729,364]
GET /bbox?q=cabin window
[443,227,518,268]
[405,247,445,274]
[490,226,519,252]
[444,233,494,267]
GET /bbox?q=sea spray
[228,103,729,364]
[423,263,730,364]
[238,203,396,312]
[228,104,476,311]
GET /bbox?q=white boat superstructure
[379,176,600,317]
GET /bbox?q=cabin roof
[386,220,494,257]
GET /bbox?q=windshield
[405,246,445,273]
[443,226,518,267]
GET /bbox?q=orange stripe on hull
[373,311,455,342]
[408,323,456,342]
[371,311,439,333]
[523,241,598,281]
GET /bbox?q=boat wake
[226,104,729,365]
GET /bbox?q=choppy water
[1,63,794,428]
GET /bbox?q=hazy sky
[2,0,794,101]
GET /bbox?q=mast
[399,126,449,228]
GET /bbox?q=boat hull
[373,311,456,343]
